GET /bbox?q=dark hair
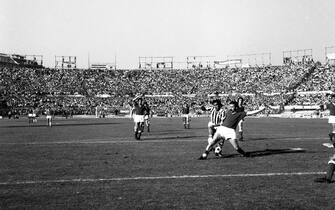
[212,99,222,108]
[229,101,238,107]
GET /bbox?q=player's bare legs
[329,123,335,143]
[134,122,141,140]
[208,122,216,142]
[199,129,249,160]
[145,118,150,132]
[228,138,248,157]
[238,120,244,141]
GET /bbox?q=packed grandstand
[0,53,334,118]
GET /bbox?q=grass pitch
[0,116,335,209]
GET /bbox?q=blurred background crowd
[0,62,334,117]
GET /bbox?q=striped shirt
[210,107,225,125]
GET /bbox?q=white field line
[0,172,326,186]
[0,137,330,145]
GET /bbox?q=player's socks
[137,131,142,140]
[326,163,335,182]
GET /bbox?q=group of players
[199,97,266,159]
[130,93,335,184]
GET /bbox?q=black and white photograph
[1,0,335,209]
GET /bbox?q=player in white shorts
[131,95,146,140]
[199,101,249,159]
[314,94,335,183]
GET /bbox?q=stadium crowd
[0,62,334,116]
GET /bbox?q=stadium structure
[0,46,334,118]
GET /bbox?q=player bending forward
[199,101,249,159]
[199,101,266,159]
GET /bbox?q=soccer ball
[214,146,222,156]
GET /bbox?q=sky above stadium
[1,0,335,68]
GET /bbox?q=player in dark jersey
[181,103,190,129]
[314,94,335,183]
[199,101,266,160]
[236,97,245,141]
[326,94,335,143]
[199,101,249,159]
[314,154,335,184]
[131,95,146,140]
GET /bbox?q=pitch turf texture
[1,117,335,209]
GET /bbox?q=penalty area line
[0,171,326,186]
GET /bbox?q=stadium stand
[0,61,334,117]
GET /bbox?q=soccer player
[207,99,225,142]
[236,97,245,141]
[46,106,52,127]
[199,101,249,159]
[143,101,151,132]
[131,95,146,140]
[181,103,191,129]
[199,101,266,160]
[325,94,335,143]
[314,154,335,183]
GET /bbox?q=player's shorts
[46,115,52,119]
[214,126,237,140]
[328,116,335,124]
[133,114,145,123]
[144,115,149,120]
[182,114,190,118]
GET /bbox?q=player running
[131,95,146,140]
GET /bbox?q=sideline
[0,136,329,145]
[0,137,329,145]
[0,171,326,186]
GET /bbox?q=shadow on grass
[208,148,308,159]
[144,135,205,141]
[247,148,307,157]
[245,137,301,141]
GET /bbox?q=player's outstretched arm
[246,105,266,116]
